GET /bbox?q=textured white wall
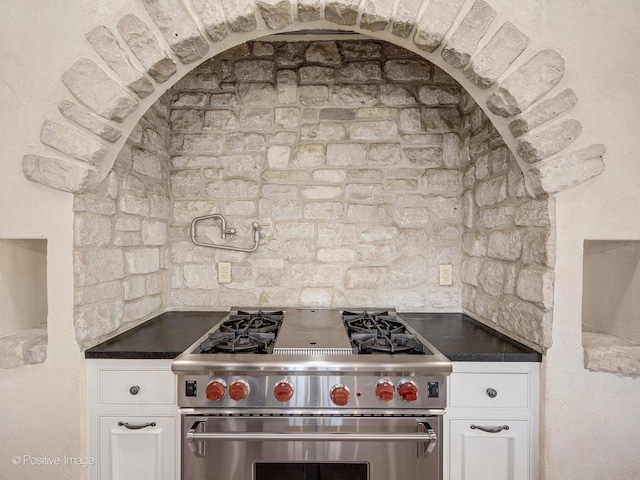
[2,1,640,479]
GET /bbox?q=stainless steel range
[172,308,452,480]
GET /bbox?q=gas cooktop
[173,308,451,375]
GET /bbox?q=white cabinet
[444,362,539,480]
[87,359,180,480]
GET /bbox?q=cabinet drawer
[450,373,529,408]
[98,370,175,406]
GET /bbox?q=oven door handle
[186,421,437,458]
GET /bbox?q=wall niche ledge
[0,324,47,369]
[583,326,640,378]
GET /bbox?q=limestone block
[380,85,417,105]
[475,177,507,206]
[23,154,98,193]
[477,205,514,229]
[327,143,367,166]
[125,248,160,274]
[392,0,421,37]
[239,83,277,105]
[461,189,475,228]
[399,107,421,132]
[276,69,298,104]
[361,0,393,32]
[421,108,462,131]
[488,229,522,261]
[75,281,122,306]
[75,300,124,343]
[116,217,141,232]
[74,248,125,287]
[293,145,325,168]
[348,120,398,140]
[140,0,209,63]
[132,148,163,179]
[507,161,526,198]
[583,330,640,378]
[441,1,495,69]
[513,198,552,227]
[300,65,335,84]
[117,14,177,83]
[297,0,321,21]
[235,60,274,81]
[209,92,238,107]
[487,50,566,118]
[346,183,384,201]
[490,145,510,175]
[516,268,554,308]
[463,22,528,89]
[332,85,378,106]
[256,0,293,29]
[345,266,389,289]
[183,264,217,289]
[171,109,205,130]
[430,196,459,220]
[402,147,442,167]
[124,296,162,322]
[418,85,461,106]
[391,256,429,288]
[479,260,506,297]
[384,59,431,82]
[58,101,122,143]
[62,59,138,122]
[219,0,258,31]
[123,277,146,301]
[413,0,465,53]
[142,220,168,245]
[0,326,47,368]
[86,26,154,98]
[205,178,259,198]
[461,259,481,286]
[369,144,402,164]
[224,132,266,154]
[305,41,342,66]
[337,61,382,82]
[462,231,487,257]
[203,110,237,130]
[191,0,229,41]
[496,299,552,348]
[394,206,430,227]
[424,169,460,192]
[74,213,112,247]
[517,119,582,163]
[301,185,342,199]
[528,144,606,195]
[40,120,108,167]
[522,230,554,267]
[120,193,150,216]
[509,89,578,137]
[325,0,360,25]
[149,194,172,220]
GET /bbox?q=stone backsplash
[71,39,554,350]
[73,99,172,344]
[167,40,464,310]
[459,98,554,348]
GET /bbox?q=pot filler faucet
[190,214,267,253]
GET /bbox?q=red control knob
[205,380,226,401]
[375,380,395,402]
[229,380,249,401]
[398,380,418,402]
[274,381,294,402]
[330,385,350,406]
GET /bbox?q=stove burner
[198,310,283,354]
[342,310,427,355]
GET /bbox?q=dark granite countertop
[399,312,542,362]
[84,311,228,359]
[84,310,542,362]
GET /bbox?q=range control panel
[178,374,447,410]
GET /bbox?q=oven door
[182,415,442,480]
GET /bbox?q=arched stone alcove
[23,0,605,197]
[24,0,607,351]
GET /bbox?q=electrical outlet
[218,262,231,284]
[439,264,453,286]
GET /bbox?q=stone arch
[22,0,605,197]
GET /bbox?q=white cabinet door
[449,419,529,480]
[98,416,176,480]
